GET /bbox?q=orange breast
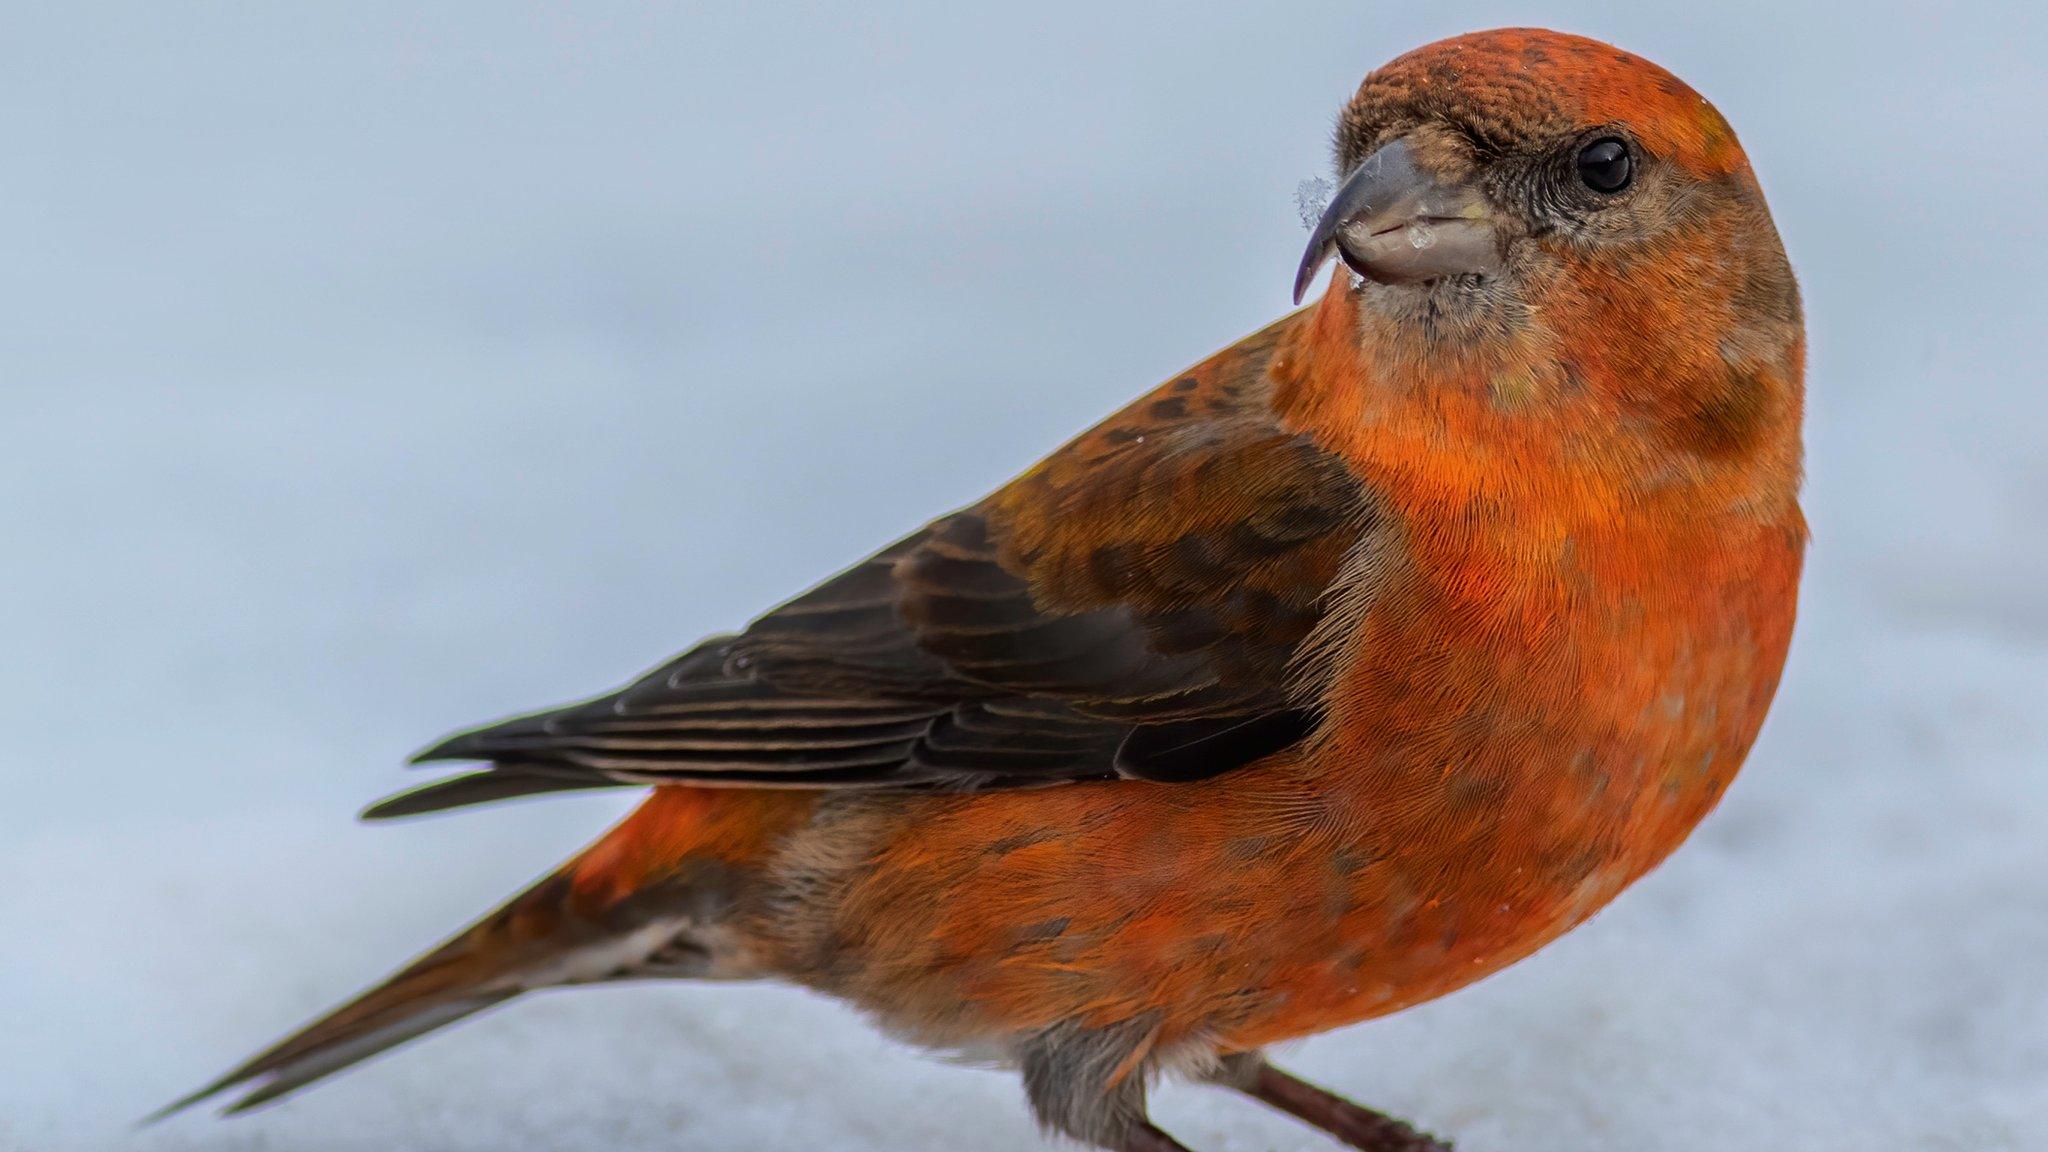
[793,342,1804,1056]
[1234,502,1803,1041]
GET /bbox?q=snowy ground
[5,3,2046,1150]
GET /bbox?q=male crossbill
[167,27,1804,1152]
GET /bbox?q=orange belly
[771,510,1803,1055]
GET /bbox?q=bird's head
[1293,28,1802,474]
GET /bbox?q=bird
[163,27,1805,1152]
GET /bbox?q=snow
[1296,177,1336,231]
[4,3,2047,1150]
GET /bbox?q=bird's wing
[372,315,1380,817]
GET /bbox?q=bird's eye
[1575,137,1632,193]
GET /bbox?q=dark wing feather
[380,314,1377,815]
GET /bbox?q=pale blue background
[4,4,2044,1149]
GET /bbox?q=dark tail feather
[152,862,672,1120]
[150,988,515,1120]
[156,782,757,1122]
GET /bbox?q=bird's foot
[1237,1060,1453,1152]
[1123,1120,1195,1151]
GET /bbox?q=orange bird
[168,28,1804,1152]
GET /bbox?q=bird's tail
[156,786,813,1118]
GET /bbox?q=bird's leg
[1122,1120,1196,1152]
[1213,1057,1453,1152]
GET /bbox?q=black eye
[1575,137,1632,193]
